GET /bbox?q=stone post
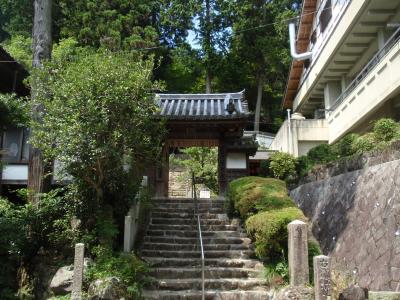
[288,220,309,286]
[124,215,133,252]
[314,255,331,300]
[71,243,84,300]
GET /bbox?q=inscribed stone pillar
[314,255,331,300]
[288,220,309,286]
[124,215,133,252]
[71,243,84,300]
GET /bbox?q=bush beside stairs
[140,197,270,300]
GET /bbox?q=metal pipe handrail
[192,172,205,300]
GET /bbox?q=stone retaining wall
[290,158,400,291]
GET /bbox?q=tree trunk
[205,0,212,93]
[28,0,52,205]
[254,74,263,132]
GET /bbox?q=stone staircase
[141,197,270,300]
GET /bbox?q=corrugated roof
[156,91,249,120]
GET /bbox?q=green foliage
[269,152,297,180]
[307,143,337,164]
[296,155,313,179]
[171,147,218,194]
[334,133,359,157]
[226,176,294,219]
[373,118,400,143]
[245,207,306,261]
[29,50,165,242]
[352,133,375,154]
[0,0,33,40]
[259,160,271,177]
[86,247,149,299]
[264,259,288,287]
[1,35,32,69]
[0,190,77,298]
[0,93,29,130]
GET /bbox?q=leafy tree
[231,0,300,131]
[0,0,33,40]
[29,50,165,244]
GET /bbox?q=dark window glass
[319,0,332,33]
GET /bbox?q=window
[319,0,332,33]
[1,128,30,163]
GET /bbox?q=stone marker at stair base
[288,220,309,286]
[124,215,133,252]
[314,255,331,300]
[71,243,84,300]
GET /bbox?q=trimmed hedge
[226,177,294,219]
[245,207,307,261]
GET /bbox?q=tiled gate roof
[156,91,249,120]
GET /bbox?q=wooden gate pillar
[156,143,169,197]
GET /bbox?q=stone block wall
[290,158,400,291]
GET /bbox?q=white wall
[226,153,247,169]
[270,119,329,157]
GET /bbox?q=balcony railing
[329,26,400,112]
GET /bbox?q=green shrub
[307,143,337,164]
[0,190,77,299]
[245,207,306,261]
[352,133,375,154]
[86,247,148,299]
[334,133,359,157]
[226,177,294,219]
[296,155,314,178]
[259,160,271,177]
[373,118,399,142]
[269,152,297,180]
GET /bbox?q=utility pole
[28,0,52,205]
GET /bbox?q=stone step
[151,212,224,219]
[142,289,272,300]
[144,236,252,245]
[142,242,252,252]
[148,224,239,231]
[146,278,267,291]
[153,197,225,203]
[142,257,264,269]
[146,230,245,238]
[141,250,254,259]
[154,204,224,211]
[149,267,260,279]
[151,208,225,214]
[151,218,232,226]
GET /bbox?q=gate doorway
[149,92,257,197]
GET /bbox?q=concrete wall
[270,119,328,157]
[290,157,400,291]
[327,40,400,143]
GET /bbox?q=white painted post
[71,243,84,300]
[288,220,309,286]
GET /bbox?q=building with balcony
[270,0,400,156]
